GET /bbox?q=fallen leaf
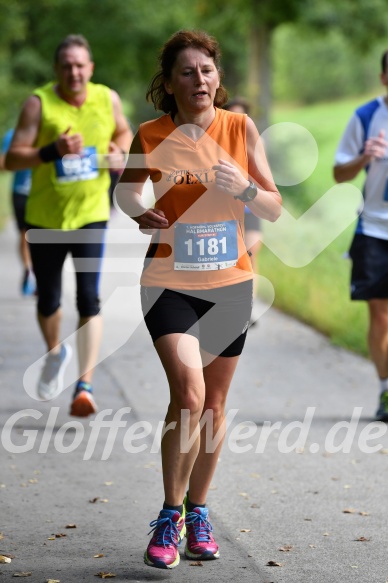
[240,529,251,533]
[250,503,259,508]
[99,499,109,503]
[94,554,104,558]
[279,545,293,552]
[343,508,356,514]
[95,573,116,579]
[304,518,312,521]
[0,555,11,564]
[354,536,370,542]
[28,479,38,484]
[323,533,330,536]
[90,497,100,503]
[267,560,282,567]
[189,561,203,566]
[54,533,67,538]
[12,573,32,577]
[47,537,56,541]
[46,580,60,583]
[359,511,370,516]
[65,524,77,529]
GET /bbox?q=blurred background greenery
[1,0,387,356]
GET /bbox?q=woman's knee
[169,382,205,415]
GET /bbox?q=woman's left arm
[214,117,281,222]
[244,117,282,222]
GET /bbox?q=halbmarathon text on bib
[174,220,238,271]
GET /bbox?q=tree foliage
[0,0,388,134]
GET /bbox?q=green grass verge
[0,173,12,229]
[258,94,378,356]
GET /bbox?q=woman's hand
[213,158,249,198]
[137,208,169,234]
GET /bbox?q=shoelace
[148,516,182,547]
[185,512,213,542]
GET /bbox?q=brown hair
[224,97,251,115]
[146,29,228,115]
[54,34,93,63]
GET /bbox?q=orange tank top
[139,107,253,290]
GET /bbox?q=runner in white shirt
[334,49,388,420]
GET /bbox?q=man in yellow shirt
[6,34,132,416]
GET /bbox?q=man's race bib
[174,221,238,271]
[55,146,98,183]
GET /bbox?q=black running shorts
[349,233,388,300]
[12,193,28,231]
[141,280,253,357]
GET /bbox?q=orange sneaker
[70,382,97,417]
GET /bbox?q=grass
[0,173,12,229]
[258,94,379,356]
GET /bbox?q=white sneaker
[37,343,72,400]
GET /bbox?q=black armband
[39,142,61,163]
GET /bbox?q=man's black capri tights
[26,221,107,317]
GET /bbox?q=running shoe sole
[144,551,180,569]
[185,547,220,560]
[70,390,97,417]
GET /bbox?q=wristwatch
[234,181,258,203]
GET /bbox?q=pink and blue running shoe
[144,508,186,569]
[185,506,220,560]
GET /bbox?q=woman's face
[164,47,220,115]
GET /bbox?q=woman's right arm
[115,132,169,230]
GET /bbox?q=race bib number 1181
[174,220,238,271]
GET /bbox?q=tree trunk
[247,21,273,133]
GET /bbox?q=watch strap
[234,181,257,203]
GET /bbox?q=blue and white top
[334,96,388,240]
[1,129,31,196]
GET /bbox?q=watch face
[247,183,257,200]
